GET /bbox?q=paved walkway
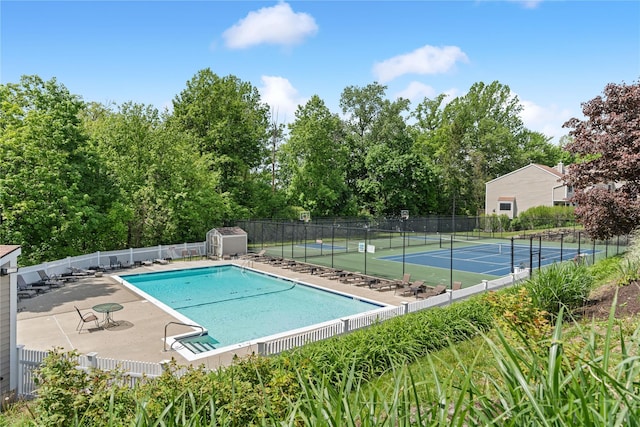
[17,259,414,369]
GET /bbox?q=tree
[279,95,354,217]
[0,76,110,264]
[84,102,229,247]
[413,81,565,216]
[170,69,271,211]
[562,81,640,239]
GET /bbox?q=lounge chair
[109,256,122,270]
[416,285,447,299]
[36,270,65,288]
[18,275,49,294]
[393,274,413,294]
[75,306,99,333]
[17,277,38,299]
[370,278,396,291]
[243,250,266,260]
[396,280,426,296]
[67,266,95,276]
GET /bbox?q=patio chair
[67,266,95,276]
[17,276,38,299]
[36,270,65,288]
[397,280,426,296]
[393,274,412,294]
[18,275,50,293]
[109,256,122,270]
[243,249,266,260]
[416,285,447,299]
[75,306,99,333]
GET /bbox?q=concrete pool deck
[17,259,415,369]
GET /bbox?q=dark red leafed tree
[562,81,640,239]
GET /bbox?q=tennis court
[297,242,347,251]
[380,240,596,276]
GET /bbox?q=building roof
[0,245,21,259]
[485,163,565,185]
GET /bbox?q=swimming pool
[118,265,384,354]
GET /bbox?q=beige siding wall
[486,166,562,218]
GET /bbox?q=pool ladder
[164,321,205,352]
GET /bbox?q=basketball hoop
[299,211,311,223]
[400,209,409,220]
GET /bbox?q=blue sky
[2,1,639,143]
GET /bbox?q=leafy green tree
[0,76,111,264]
[279,95,354,217]
[83,102,229,247]
[170,69,271,213]
[563,81,640,239]
[413,81,564,216]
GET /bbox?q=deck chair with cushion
[75,306,99,333]
[18,275,50,293]
[416,284,447,299]
[36,270,65,288]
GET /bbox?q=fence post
[510,273,516,286]
[160,360,172,372]
[15,345,24,397]
[86,352,98,369]
[257,342,265,356]
[482,279,489,291]
[341,318,350,333]
[401,301,409,315]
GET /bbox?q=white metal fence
[16,251,529,398]
[16,346,184,399]
[17,242,206,285]
[256,269,529,355]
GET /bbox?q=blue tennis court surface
[380,244,596,277]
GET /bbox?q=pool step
[179,336,218,354]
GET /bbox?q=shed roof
[214,227,247,236]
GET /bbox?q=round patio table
[92,303,123,328]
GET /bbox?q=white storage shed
[206,227,248,259]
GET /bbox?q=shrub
[525,262,593,316]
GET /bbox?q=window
[499,203,511,211]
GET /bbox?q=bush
[286,296,494,385]
[516,205,576,230]
[525,262,593,316]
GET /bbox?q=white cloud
[373,45,469,83]
[395,81,437,102]
[508,0,543,9]
[520,99,573,143]
[222,2,318,49]
[259,75,307,123]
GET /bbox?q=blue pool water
[120,266,382,349]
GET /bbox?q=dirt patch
[578,281,640,320]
